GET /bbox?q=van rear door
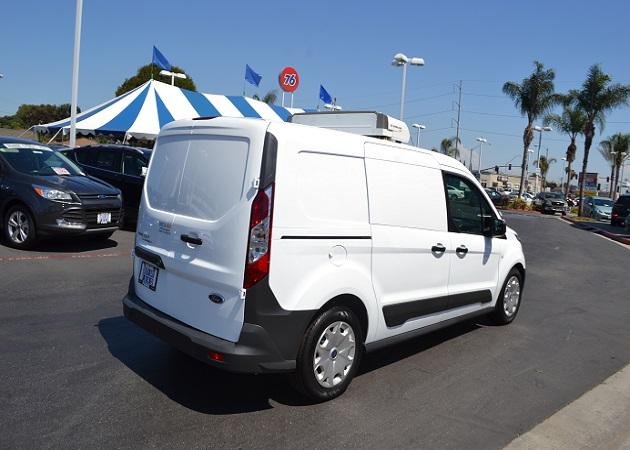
[134,119,269,342]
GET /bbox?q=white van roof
[161,116,470,174]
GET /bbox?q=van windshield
[146,135,249,221]
[0,143,84,176]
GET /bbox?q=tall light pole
[69,0,83,148]
[476,137,487,173]
[392,53,424,120]
[412,123,426,147]
[533,126,552,171]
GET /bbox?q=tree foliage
[566,65,630,212]
[252,90,278,105]
[0,104,77,129]
[544,102,587,195]
[115,64,196,96]
[503,61,557,196]
[440,137,461,158]
[599,133,630,196]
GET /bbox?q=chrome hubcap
[503,276,520,317]
[7,211,29,244]
[313,321,356,388]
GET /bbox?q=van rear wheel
[291,306,363,402]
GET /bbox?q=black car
[611,195,630,226]
[484,188,505,207]
[60,145,151,225]
[0,136,122,249]
[533,191,568,215]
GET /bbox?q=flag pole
[69,0,83,149]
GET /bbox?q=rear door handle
[181,233,202,246]
[456,245,468,255]
[431,243,446,254]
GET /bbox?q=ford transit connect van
[123,115,525,401]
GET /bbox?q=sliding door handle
[456,245,468,255]
[431,244,446,254]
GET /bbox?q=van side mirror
[483,216,506,237]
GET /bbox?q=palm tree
[252,90,278,104]
[440,137,461,159]
[567,65,630,214]
[544,102,587,196]
[534,155,556,189]
[503,61,557,197]
[599,133,630,197]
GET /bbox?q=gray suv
[533,192,567,215]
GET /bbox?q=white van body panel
[135,118,269,342]
[266,122,380,343]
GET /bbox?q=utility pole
[453,80,462,151]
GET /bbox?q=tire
[3,204,38,249]
[290,306,364,402]
[93,231,114,240]
[489,268,523,325]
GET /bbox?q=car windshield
[544,192,564,199]
[0,143,84,176]
[593,198,613,207]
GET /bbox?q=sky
[2,0,630,184]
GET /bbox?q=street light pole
[392,53,424,121]
[412,123,426,147]
[69,0,83,148]
[533,126,552,171]
[476,137,487,173]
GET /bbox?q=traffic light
[508,164,512,170]
[597,183,601,191]
[494,165,499,174]
[606,177,610,182]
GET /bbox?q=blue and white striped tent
[35,80,305,139]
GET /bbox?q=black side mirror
[483,216,506,237]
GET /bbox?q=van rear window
[146,135,249,220]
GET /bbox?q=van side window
[443,173,494,235]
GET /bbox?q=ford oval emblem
[208,294,225,304]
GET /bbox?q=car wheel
[4,205,38,249]
[490,268,523,325]
[291,306,363,402]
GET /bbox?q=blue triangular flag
[152,46,172,71]
[319,85,333,104]
[245,64,262,87]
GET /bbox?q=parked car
[0,136,122,249]
[123,116,526,402]
[533,192,567,215]
[508,191,533,205]
[60,144,151,225]
[447,184,465,199]
[583,196,613,220]
[611,195,630,226]
[625,212,630,232]
[485,188,505,207]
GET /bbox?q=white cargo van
[123,113,525,401]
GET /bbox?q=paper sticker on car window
[52,167,71,176]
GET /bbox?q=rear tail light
[244,184,274,289]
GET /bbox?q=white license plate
[97,212,112,224]
[138,261,159,291]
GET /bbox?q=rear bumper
[123,291,297,374]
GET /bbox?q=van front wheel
[490,268,523,325]
[291,306,363,402]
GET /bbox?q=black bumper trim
[123,292,296,373]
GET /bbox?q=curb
[563,217,630,245]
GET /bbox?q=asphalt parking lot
[1,213,630,449]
